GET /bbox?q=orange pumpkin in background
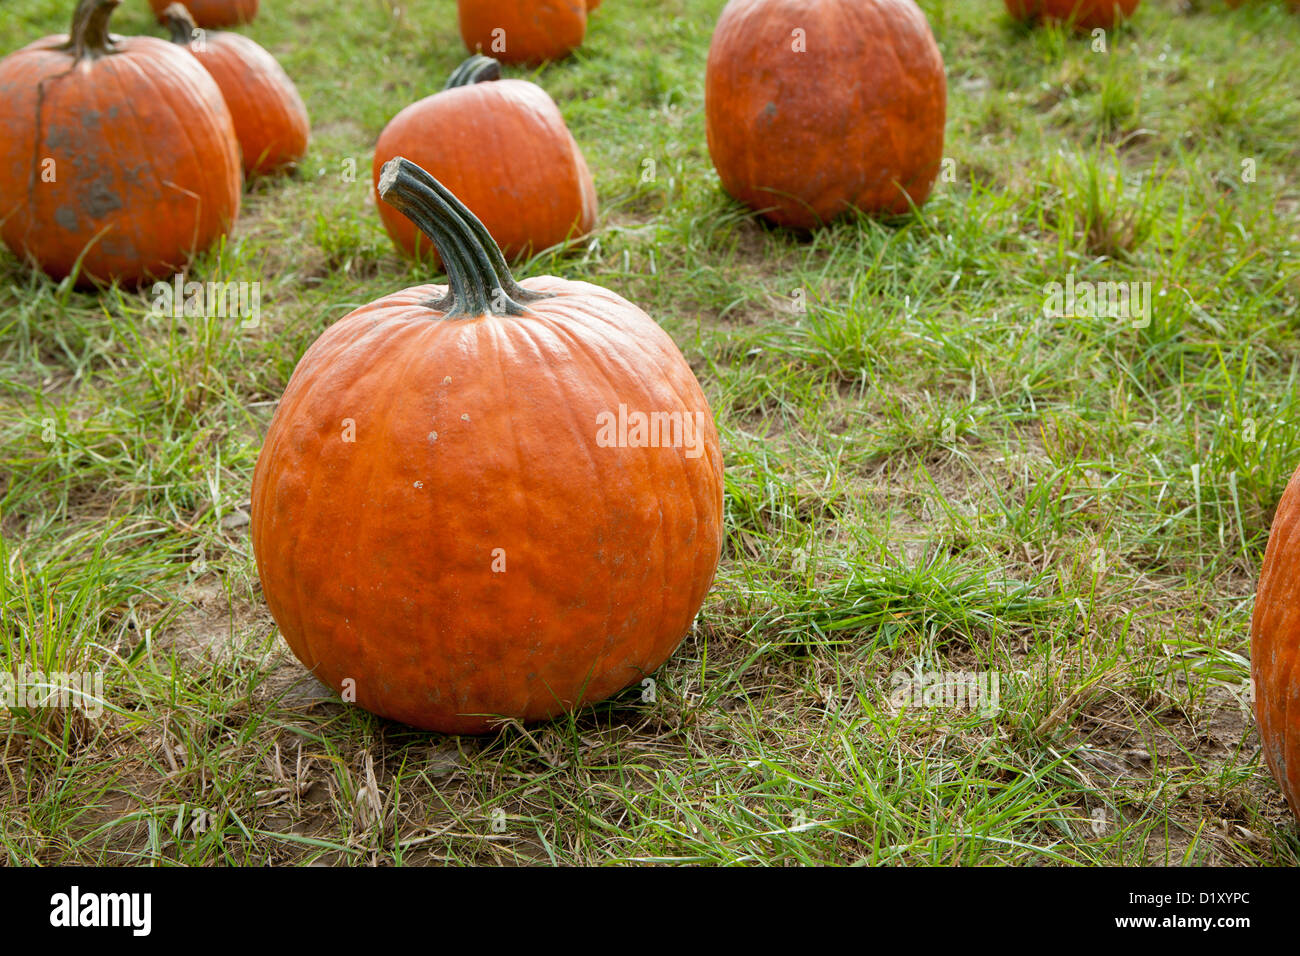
[1252,465,1300,821]
[372,55,596,263]
[163,3,309,176]
[457,0,587,64]
[0,0,240,285]
[1004,0,1140,30]
[149,0,256,27]
[704,0,947,230]
[252,157,724,734]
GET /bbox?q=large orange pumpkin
[1004,0,1140,30]
[704,0,947,230]
[251,157,724,734]
[149,0,256,27]
[163,3,310,177]
[1252,465,1300,821]
[372,55,596,263]
[457,0,587,64]
[0,0,240,285]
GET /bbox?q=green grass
[2,0,1299,865]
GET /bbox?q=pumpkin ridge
[148,62,216,256]
[22,71,69,260]
[1252,466,1300,819]
[480,318,536,604]
[504,312,623,648]
[520,304,707,687]
[524,302,714,651]
[348,318,455,692]
[139,52,237,255]
[283,319,428,681]
[98,57,166,269]
[1270,521,1300,794]
[26,69,80,239]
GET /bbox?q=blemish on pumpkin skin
[55,206,78,231]
[84,178,123,218]
[100,233,137,257]
[44,125,72,150]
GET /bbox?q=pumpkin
[251,157,724,734]
[457,0,586,64]
[1003,0,1140,30]
[162,4,309,176]
[1252,465,1300,821]
[704,0,947,230]
[372,55,596,263]
[0,0,240,285]
[149,0,256,27]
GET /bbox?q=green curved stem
[418,173,550,306]
[377,157,550,318]
[444,55,502,89]
[162,3,199,45]
[66,0,121,60]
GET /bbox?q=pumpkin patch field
[3,0,1300,867]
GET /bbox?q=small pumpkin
[149,0,256,27]
[1252,465,1300,821]
[1004,0,1140,30]
[163,4,309,176]
[705,0,947,230]
[251,157,724,734]
[372,55,596,263]
[0,0,240,285]
[457,0,587,64]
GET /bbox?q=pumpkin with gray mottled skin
[0,0,240,285]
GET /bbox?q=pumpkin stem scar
[63,0,123,61]
[377,156,554,319]
[443,54,502,90]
